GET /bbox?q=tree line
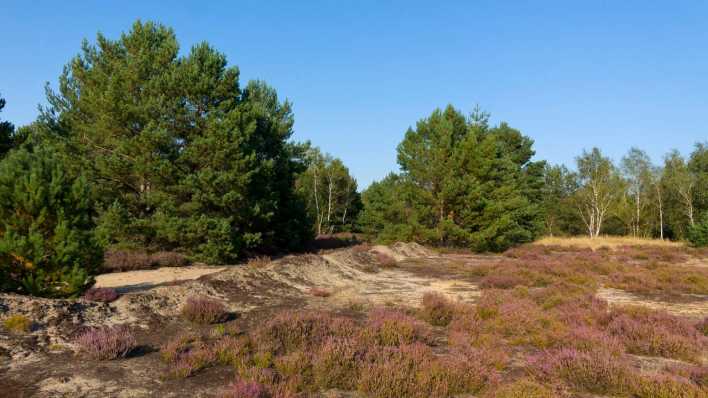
[1,21,706,297]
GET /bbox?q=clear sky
[1,1,706,188]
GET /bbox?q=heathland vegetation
[1,20,708,398]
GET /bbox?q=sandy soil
[597,287,708,317]
[95,265,228,292]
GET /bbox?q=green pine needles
[0,148,103,297]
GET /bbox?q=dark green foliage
[361,105,544,251]
[688,212,708,247]
[0,94,16,158]
[41,21,312,263]
[0,148,102,297]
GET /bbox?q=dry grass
[534,236,684,250]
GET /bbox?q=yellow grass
[533,235,684,250]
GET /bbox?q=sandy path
[95,265,227,292]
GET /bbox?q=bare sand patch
[95,265,227,292]
[597,287,708,318]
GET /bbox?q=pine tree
[362,105,544,251]
[0,147,102,297]
[0,94,15,158]
[41,21,313,262]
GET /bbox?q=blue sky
[1,1,706,188]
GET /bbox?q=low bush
[3,314,32,333]
[246,256,271,268]
[606,306,706,362]
[151,251,190,267]
[308,287,331,297]
[375,252,397,267]
[313,337,363,389]
[103,250,153,272]
[480,274,525,289]
[82,287,119,303]
[362,307,432,346]
[219,380,271,398]
[528,348,635,396]
[420,292,456,326]
[696,317,708,336]
[252,311,356,355]
[633,374,707,398]
[167,345,216,378]
[484,378,560,398]
[181,296,228,324]
[74,324,136,360]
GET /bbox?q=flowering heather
[82,287,119,303]
[308,287,331,297]
[213,335,250,367]
[375,252,397,267]
[420,292,456,326]
[362,307,432,346]
[181,296,228,324]
[219,380,271,398]
[697,317,708,336]
[633,374,707,398]
[479,273,525,289]
[166,345,216,378]
[312,337,364,389]
[606,307,706,362]
[558,325,624,356]
[150,251,190,267]
[358,343,496,398]
[484,378,560,398]
[527,348,635,396]
[103,249,154,272]
[74,324,136,360]
[252,311,356,354]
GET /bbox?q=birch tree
[574,148,619,238]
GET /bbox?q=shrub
[252,311,356,355]
[150,251,190,267]
[167,345,216,378]
[246,256,271,268]
[273,350,313,391]
[375,252,397,267]
[213,335,250,367]
[480,274,525,289]
[358,343,494,398]
[633,374,706,398]
[3,314,32,333]
[0,147,102,297]
[83,287,119,303]
[181,296,228,324]
[363,307,432,346]
[420,292,456,326]
[528,348,635,395]
[74,324,136,360]
[219,380,271,398]
[308,287,331,297]
[687,212,708,247]
[220,381,270,398]
[102,250,154,272]
[697,317,708,336]
[606,307,706,362]
[160,333,199,363]
[485,378,559,398]
[313,337,363,389]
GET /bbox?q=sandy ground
[597,287,708,317]
[95,265,228,292]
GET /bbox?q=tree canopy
[361,105,544,251]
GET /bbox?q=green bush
[0,147,102,297]
[687,213,708,247]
